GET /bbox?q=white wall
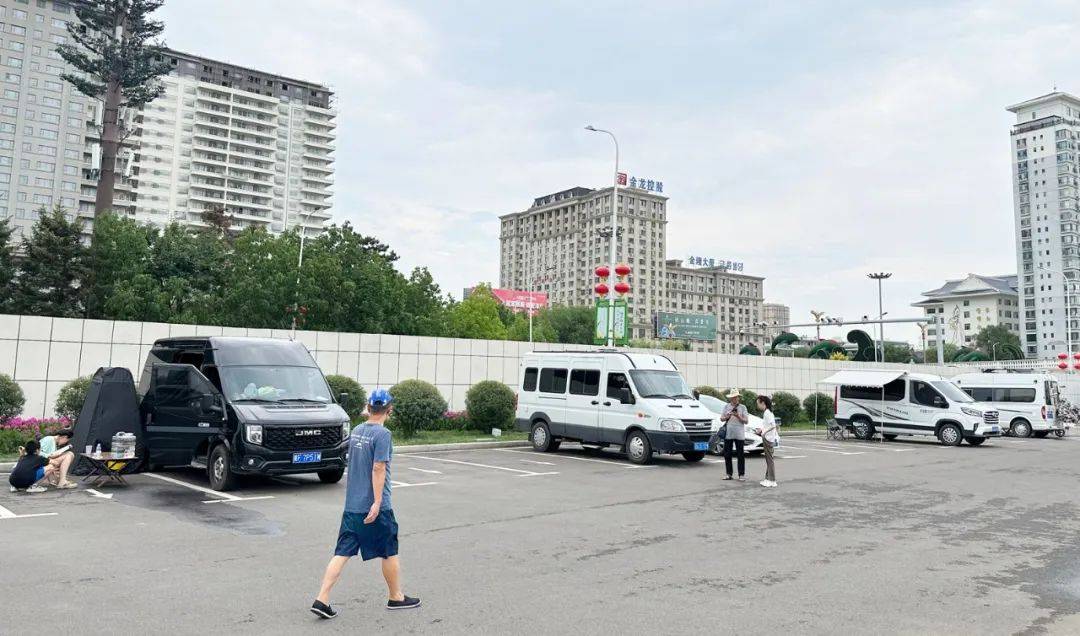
[1,313,963,419]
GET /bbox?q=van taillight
[834,387,838,415]
[1042,405,1047,420]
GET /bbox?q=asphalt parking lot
[4,434,1080,635]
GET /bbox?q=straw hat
[725,388,742,400]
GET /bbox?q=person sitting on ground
[38,428,77,489]
[8,440,49,493]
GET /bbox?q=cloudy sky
[159,0,1078,345]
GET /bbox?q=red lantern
[614,281,630,295]
[1059,362,1069,370]
[1073,363,1080,370]
[594,283,609,296]
[595,266,610,279]
[615,263,632,277]
[1073,353,1080,360]
[1059,352,1069,360]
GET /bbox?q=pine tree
[11,207,89,317]
[0,217,16,313]
[57,0,171,219]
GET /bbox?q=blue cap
[368,388,393,407]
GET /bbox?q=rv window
[522,367,538,392]
[569,369,601,396]
[995,388,1035,403]
[539,368,568,394]
[911,381,946,408]
[607,372,631,399]
[839,378,904,402]
[966,387,993,401]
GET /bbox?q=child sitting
[8,440,48,493]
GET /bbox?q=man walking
[721,389,748,481]
[310,389,420,619]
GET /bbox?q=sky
[157,0,1080,346]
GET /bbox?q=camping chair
[825,418,846,441]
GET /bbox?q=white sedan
[697,394,765,455]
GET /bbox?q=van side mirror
[200,394,224,417]
[692,389,700,400]
[338,392,349,408]
[619,387,635,405]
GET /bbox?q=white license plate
[292,451,322,464]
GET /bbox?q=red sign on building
[491,288,548,315]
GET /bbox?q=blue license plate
[292,451,321,464]
[693,442,709,451]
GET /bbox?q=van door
[537,366,569,436]
[909,379,948,434]
[145,364,226,466]
[566,361,602,443]
[601,370,638,444]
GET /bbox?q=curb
[396,440,530,453]
[0,461,12,472]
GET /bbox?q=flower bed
[0,417,72,456]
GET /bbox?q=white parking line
[778,444,864,456]
[797,440,912,453]
[776,455,807,459]
[143,472,275,504]
[401,454,558,477]
[493,448,655,469]
[406,467,443,475]
[0,503,58,520]
[390,480,438,488]
[520,459,556,466]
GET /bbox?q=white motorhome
[514,351,716,464]
[827,369,1001,446]
[952,371,1066,438]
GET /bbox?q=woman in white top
[756,396,779,488]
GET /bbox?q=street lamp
[868,272,892,363]
[1038,265,1072,356]
[991,341,999,361]
[291,209,321,339]
[586,125,619,347]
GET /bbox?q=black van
[137,336,351,491]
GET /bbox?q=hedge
[0,373,24,422]
[770,391,802,425]
[694,386,724,399]
[0,417,72,456]
[803,392,835,424]
[325,375,366,422]
[54,375,92,422]
[388,380,447,438]
[465,380,516,433]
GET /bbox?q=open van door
[144,363,226,467]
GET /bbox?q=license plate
[693,442,709,451]
[292,451,321,464]
[990,426,1000,434]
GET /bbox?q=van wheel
[531,422,560,452]
[1010,419,1032,438]
[681,451,706,463]
[318,468,345,484]
[1055,429,1066,438]
[208,445,236,491]
[964,437,987,446]
[625,430,653,465]
[1033,431,1049,439]
[851,417,874,440]
[938,424,962,447]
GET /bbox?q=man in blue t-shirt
[310,389,421,619]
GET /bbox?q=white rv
[514,351,716,464]
[827,369,1001,446]
[952,371,1067,438]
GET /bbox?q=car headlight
[659,419,685,432]
[341,420,351,438]
[961,407,982,418]
[245,424,263,445]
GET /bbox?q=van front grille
[984,411,999,427]
[264,425,342,451]
[681,419,714,433]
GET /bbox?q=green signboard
[655,311,717,342]
[594,299,629,346]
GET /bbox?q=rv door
[145,363,226,467]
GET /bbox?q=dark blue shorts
[334,509,399,561]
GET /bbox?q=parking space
[3,433,1080,634]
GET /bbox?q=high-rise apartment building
[1007,92,1080,358]
[762,303,790,342]
[498,185,766,352]
[0,0,335,240]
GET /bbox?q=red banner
[492,288,548,315]
[616,172,627,185]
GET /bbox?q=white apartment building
[762,302,790,342]
[498,185,765,352]
[912,273,1020,348]
[1007,92,1080,358]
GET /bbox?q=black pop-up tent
[70,367,144,475]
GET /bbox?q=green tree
[507,311,557,342]
[324,375,366,422]
[0,217,15,313]
[770,391,802,424]
[803,392,835,424]
[396,267,448,337]
[11,207,88,317]
[446,284,507,340]
[0,373,24,421]
[85,213,155,317]
[55,375,93,421]
[883,343,915,363]
[974,325,1023,360]
[545,305,596,344]
[694,386,724,399]
[58,0,171,219]
[921,343,959,364]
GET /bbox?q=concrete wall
[1,314,963,419]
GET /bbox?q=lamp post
[1038,265,1073,357]
[290,209,320,339]
[991,341,999,361]
[586,125,619,347]
[868,272,892,362]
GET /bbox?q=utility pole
[868,272,892,362]
[586,125,619,347]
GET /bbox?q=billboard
[490,288,548,315]
[594,299,629,346]
[655,311,717,342]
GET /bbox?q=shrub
[0,373,24,422]
[54,375,92,421]
[389,380,447,438]
[430,410,470,432]
[803,392,835,424]
[770,391,802,425]
[694,386,724,399]
[325,375,366,422]
[739,389,762,416]
[466,381,516,433]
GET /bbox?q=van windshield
[220,366,332,404]
[629,370,693,399]
[932,381,974,404]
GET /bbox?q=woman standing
[757,395,779,488]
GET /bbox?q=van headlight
[961,407,982,418]
[341,420,351,438]
[245,424,263,445]
[659,419,685,432]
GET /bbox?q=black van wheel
[625,430,653,465]
[531,421,559,452]
[938,423,962,446]
[851,417,874,440]
[1010,419,1032,438]
[318,468,345,484]
[208,445,236,491]
[681,451,706,463]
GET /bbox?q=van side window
[967,387,993,401]
[911,381,946,408]
[607,372,630,399]
[840,378,904,401]
[995,388,1035,402]
[539,368,568,394]
[569,369,600,396]
[523,367,538,392]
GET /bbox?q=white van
[828,369,1001,446]
[952,371,1066,438]
[514,351,716,464]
